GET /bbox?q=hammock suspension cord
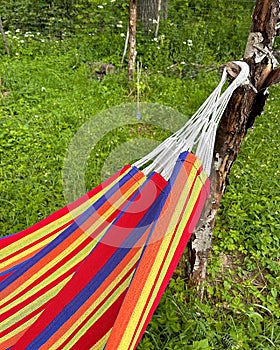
[134,61,250,178]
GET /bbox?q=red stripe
[12,174,165,348]
[0,166,129,248]
[71,291,127,350]
[56,263,137,350]
[0,233,94,311]
[11,243,120,348]
[134,176,210,348]
[0,302,46,340]
[0,263,79,337]
[0,221,72,266]
[0,271,13,283]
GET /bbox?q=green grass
[1,51,279,349]
[0,1,279,348]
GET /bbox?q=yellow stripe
[116,166,206,349]
[78,179,145,240]
[63,275,133,350]
[1,226,68,271]
[0,233,87,307]
[130,173,207,348]
[1,167,133,267]
[47,251,141,349]
[0,277,71,336]
[0,174,145,307]
[0,237,96,314]
[1,168,145,346]
[90,331,111,350]
[0,312,43,345]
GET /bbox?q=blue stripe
[0,259,30,277]
[26,174,167,348]
[0,167,140,291]
[144,151,188,245]
[116,150,190,310]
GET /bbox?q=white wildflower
[187,39,193,47]
[98,5,104,8]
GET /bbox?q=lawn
[0,1,279,348]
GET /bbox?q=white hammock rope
[134,61,250,178]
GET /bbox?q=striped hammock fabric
[0,165,148,348]
[0,164,133,281]
[0,61,249,349]
[105,152,210,349]
[0,151,209,350]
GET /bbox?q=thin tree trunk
[128,0,137,81]
[188,0,280,288]
[0,16,10,56]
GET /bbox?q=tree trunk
[137,0,168,34]
[137,0,157,33]
[128,0,137,81]
[0,16,10,56]
[188,0,280,288]
[161,0,168,20]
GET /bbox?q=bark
[128,0,137,81]
[188,0,280,287]
[137,0,168,34]
[137,0,158,33]
[0,16,10,56]
[161,0,168,20]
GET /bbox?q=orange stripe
[0,173,143,301]
[39,243,146,350]
[106,157,198,347]
[0,227,85,301]
[0,326,27,349]
[1,247,43,273]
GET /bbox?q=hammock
[0,61,249,349]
